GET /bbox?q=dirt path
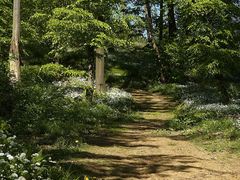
[61,90,240,179]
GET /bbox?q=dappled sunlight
[1,0,240,178]
[43,90,240,179]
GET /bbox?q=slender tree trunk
[144,0,153,43]
[159,0,164,42]
[95,47,106,92]
[9,0,21,83]
[168,1,177,38]
[144,0,165,82]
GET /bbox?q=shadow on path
[46,90,237,179]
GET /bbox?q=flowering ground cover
[150,83,240,153]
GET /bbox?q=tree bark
[168,1,177,38]
[159,0,164,42]
[144,0,165,82]
[95,47,106,92]
[144,0,153,43]
[9,0,21,83]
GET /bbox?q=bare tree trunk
[144,0,153,43]
[144,0,160,58]
[95,47,106,92]
[168,1,177,38]
[159,0,164,42]
[9,0,21,83]
[144,0,165,82]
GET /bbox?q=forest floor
[55,90,240,179]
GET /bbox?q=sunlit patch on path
[56,90,240,179]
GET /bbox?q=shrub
[21,63,87,84]
[53,77,93,100]
[149,83,183,99]
[0,62,13,117]
[0,131,58,179]
[154,83,240,130]
[188,119,240,141]
[94,88,133,112]
[11,66,132,137]
[169,101,240,130]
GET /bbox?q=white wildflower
[22,170,28,174]
[7,154,14,161]
[31,153,39,157]
[18,176,26,180]
[19,153,26,159]
[10,173,18,178]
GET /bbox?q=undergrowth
[1,63,134,179]
[150,83,240,153]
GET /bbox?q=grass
[109,67,128,77]
[195,138,240,154]
[182,119,240,154]
[150,83,240,155]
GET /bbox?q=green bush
[11,65,132,138]
[155,83,240,130]
[169,102,240,130]
[0,131,61,179]
[149,83,181,97]
[168,103,216,130]
[0,62,12,117]
[12,83,94,136]
[94,88,133,112]
[21,63,87,84]
[188,119,240,141]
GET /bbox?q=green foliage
[0,1,11,59]
[44,1,143,62]
[153,83,240,130]
[149,83,182,99]
[0,117,10,132]
[94,88,133,112]
[169,103,210,130]
[170,102,240,130]
[184,119,240,153]
[12,69,85,136]
[11,64,132,138]
[107,46,158,88]
[0,63,12,118]
[22,63,87,83]
[164,0,240,88]
[0,131,63,179]
[192,119,240,140]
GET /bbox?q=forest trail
[61,90,240,179]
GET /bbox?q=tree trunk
[95,47,106,92]
[168,1,177,38]
[144,0,165,82]
[9,0,21,83]
[144,0,153,43]
[159,0,164,42]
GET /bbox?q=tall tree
[159,0,164,42]
[166,0,240,102]
[144,0,165,82]
[144,0,153,42]
[9,0,21,82]
[167,0,177,38]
